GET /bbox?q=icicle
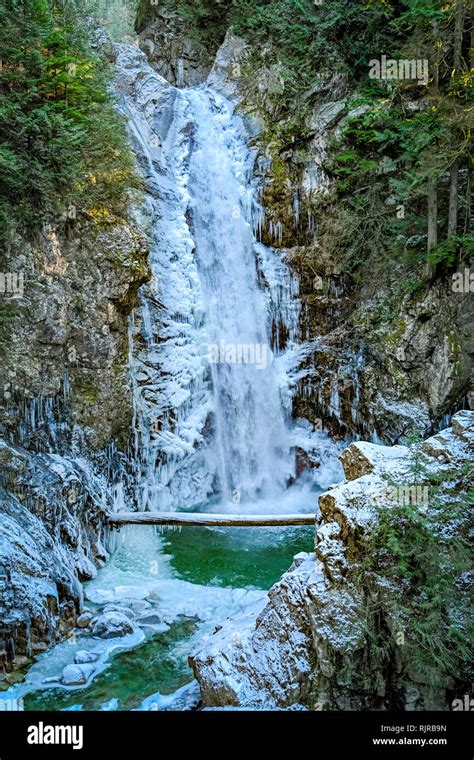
[293,189,300,228]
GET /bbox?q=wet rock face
[0,185,150,678]
[190,412,473,710]
[135,2,226,87]
[294,277,473,444]
[192,34,473,443]
[283,104,472,443]
[1,218,149,451]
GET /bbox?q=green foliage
[0,0,136,245]
[329,88,471,276]
[427,235,462,266]
[362,438,472,690]
[231,0,396,99]
[368,495,472,687]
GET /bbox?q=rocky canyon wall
[190,411,473,710]
[0,173,150,677]
[134,5,473,446]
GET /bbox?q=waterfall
[115,45,331,512]
[174,88,296,502]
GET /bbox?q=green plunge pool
[20,518,315,711]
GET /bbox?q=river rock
[103,604,135,619]
[76,612,94,629]
[61,663,95,686]
[74,650,99,664]
[91,611,135,639]
[135,613,165,626]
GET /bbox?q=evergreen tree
[0,0,135,245]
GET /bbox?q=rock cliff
[0,188,150,678]
[134,10,473,443]
[190,411,473,710]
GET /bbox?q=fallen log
[105,511,316,527]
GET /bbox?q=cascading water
[177,88,294,501]
[119,45,320,511]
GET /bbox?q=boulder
[448,410,474,447]
[61,663,95,686]
[91,611,134,639]
[76,612,93,629]
[339,441,408,481]
[74,650,98,664]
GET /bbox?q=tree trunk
[464,152,472,240]
[453,0,464,70]
[431,19,440,89]
[471,0,474,71]
[427,177,438,253]
[448,0,465,238]
[448,156,460,238]
[426,15,440,274]
[106,511,316,527]
[425,177,438,279]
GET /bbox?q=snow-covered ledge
[189,411,473,711]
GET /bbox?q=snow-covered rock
[339,440,408,481]
[140,680,202,711]
[134,612,168,631]
[61,664,95,686]
[91,611,135,639]
[102,605,135,619]
[74,651,98,664]
[76,613,94,629]
[190,412,473,710]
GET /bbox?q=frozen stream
[8,478,340,711]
